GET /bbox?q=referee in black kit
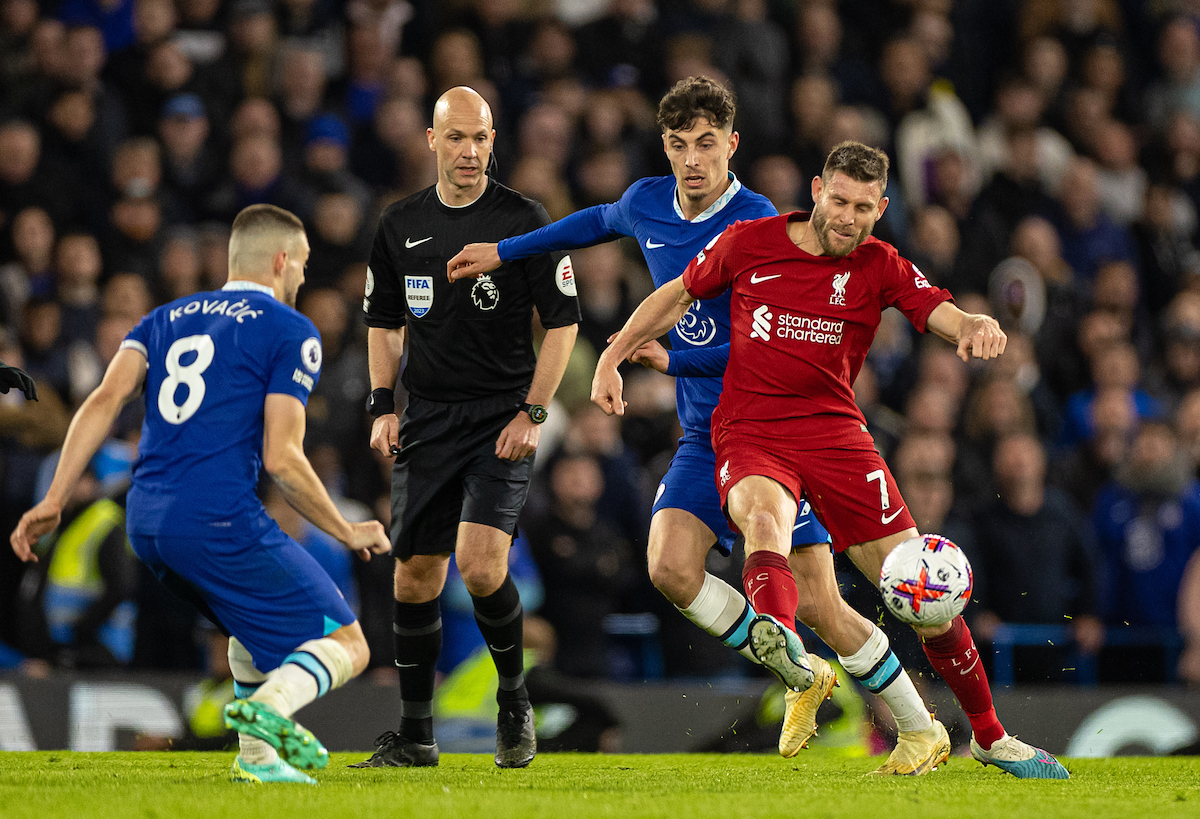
[351,87,579,770]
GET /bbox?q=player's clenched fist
[591,362,627,416]
[955,314,1007,362]
[344,520,390,560]
[370,413,400,457]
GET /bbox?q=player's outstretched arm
[367,326,405,457]
[448,205,617,281]
[926,301,1007,362]
[10,349,146,561]
[263,393,389,559]
[592,276,695,415]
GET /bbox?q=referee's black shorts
[389,387,532,559]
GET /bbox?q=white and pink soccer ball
[879,534,973,626]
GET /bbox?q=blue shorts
[651,440,831,555]
[130,521,356,672]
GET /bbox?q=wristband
[366,388,396,418]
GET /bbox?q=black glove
[0,363,38,401]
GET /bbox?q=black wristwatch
[520,402,548,424]
[366,388,396,418]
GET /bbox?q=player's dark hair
[656,76,737,133]
[231,204,305,240]
[822,141,889,192]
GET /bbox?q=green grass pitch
[2,751,1197,819]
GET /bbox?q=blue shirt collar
[222,280,276,299]
[674,172,741,223]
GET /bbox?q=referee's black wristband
[366,388,396,418]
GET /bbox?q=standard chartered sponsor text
[776,313,844,344]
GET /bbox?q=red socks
[742,550,799,632]
[921,616,1005,749]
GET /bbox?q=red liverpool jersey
[682,212,953,449]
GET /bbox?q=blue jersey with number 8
[121,281,322,537]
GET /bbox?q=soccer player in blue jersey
[448,77,945,773]
[11,205,391,785]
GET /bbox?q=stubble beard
[811,206,873,257]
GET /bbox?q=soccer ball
[879,534,973,626]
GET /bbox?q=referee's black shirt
[363,178,581,402]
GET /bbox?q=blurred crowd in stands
[4,0,1200,690]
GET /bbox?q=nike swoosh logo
[405,236,433,248]
[645,239,664,249]
[958,655,980,675]
[395,662,419,668]
[880,506,906,525]
[750,273,782,284]
[489,644,514,653]
[792,521,809,531]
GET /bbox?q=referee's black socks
[471,573,528,704]
[393,598,441,742]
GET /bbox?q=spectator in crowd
[957,375,1040,512]
[299,285,368,454]
[351,93,429,198]
[1010,216,1085,395]
[1132,183,1200,316]
[1052,386,1137,511]
[1060,340,1163,449]
[1092,120,1146,226]
[53,231,104,345]
[306,192,369,290]
[1093,421,1200,637]
[41,90,113,230]
[153,227,202,303]
[1053,155,1137,283]
[525,452,637,679]
[104,0,177,128]
[205,132,315,223]
[788,73,839,186]
[0,119,73,229]
[750,154,804,215]
[971,432,1102,682]
[574,0,664,99]
[157,94,221,225]
[1145,16,1200,131]
[712,0,788,161]
[299,113,371,210]
[1151,292,1200,405]
[0,206,55,323]
[276,44,330,167]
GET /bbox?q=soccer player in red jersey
[593,141,1070,779]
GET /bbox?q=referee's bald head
[433,86,492,130]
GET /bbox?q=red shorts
[713,434,915,552]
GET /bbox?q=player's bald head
[433,86,492,131]
[228,204,306,278]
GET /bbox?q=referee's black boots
[495,701,536,768]
[347,731,439,768]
